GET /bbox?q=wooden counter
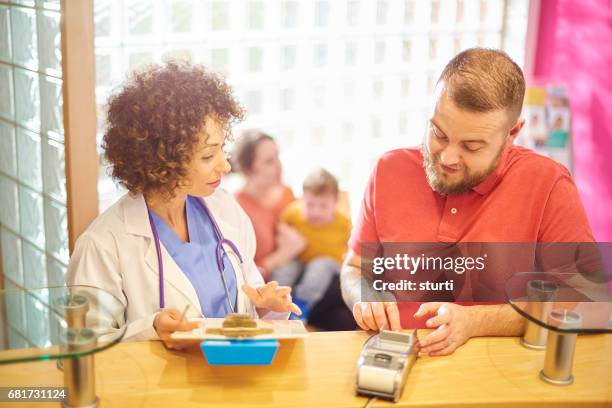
[0,331,611,407]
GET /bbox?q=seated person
[342,48,595,356]
[272,169,352,319]
[235,135,355,331]
[67,63,299,347]
[233,130,302,278]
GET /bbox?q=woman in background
[234,131,305,278]
[234,131,355,331]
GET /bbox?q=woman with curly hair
[67,62,301,348]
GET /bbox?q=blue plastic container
[200,339,280,366]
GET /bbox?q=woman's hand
[153,308,200,350]
[276,223,307,258]
[242,281,302,315]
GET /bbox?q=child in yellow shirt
[271,168,351,318]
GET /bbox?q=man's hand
[352,301,402,331]
[242,281,302,315]
[414,302,475,356]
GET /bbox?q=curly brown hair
[103,61,244,198]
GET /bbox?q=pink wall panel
[532,0,612,240]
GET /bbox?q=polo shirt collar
[471,145,512,196]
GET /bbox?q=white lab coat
[67,188,285,341]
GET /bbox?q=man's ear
[506,118,525,146]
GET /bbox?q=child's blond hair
[303,168,339,196]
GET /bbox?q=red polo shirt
[349,145,595,327]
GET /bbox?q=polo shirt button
[451,207,457,214]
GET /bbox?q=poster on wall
[518,85,572,172]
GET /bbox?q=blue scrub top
[149,195,238,317]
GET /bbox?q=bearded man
[341,48,594,356]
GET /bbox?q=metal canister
[521,280,558,349]
[59,328,99,408]
[55,294,89,328]
[55,293,90,371]
[540,309,582,385]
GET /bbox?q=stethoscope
[146,196,244,314]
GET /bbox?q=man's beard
[421,144,503,195]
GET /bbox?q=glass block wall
[94,0,528,215]
[0,0,66,348]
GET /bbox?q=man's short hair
[437,48,525,122]
[303,168,339,196]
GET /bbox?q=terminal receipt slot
[356,330,419,402]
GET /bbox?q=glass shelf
[505,272,612,334]
[0,285,126,364]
